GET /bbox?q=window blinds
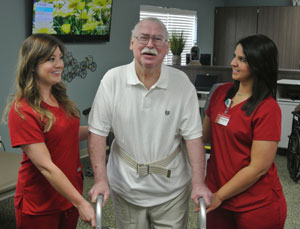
[140,5,197,65]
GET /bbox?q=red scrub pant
[207,192,287,229]
[15,206,79,229]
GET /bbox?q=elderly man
[88,17,212,228]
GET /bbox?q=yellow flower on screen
[55,6,74,17]
[80,9,93,20]
[82,21,100,32]
[69,0,81,9]
[94,0,111,7]
[77,2,85,10]
[62,24,71,34]
[32,22,56,34]
[35,27,57,34]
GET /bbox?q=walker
[95,195,207,229]
[96,195,104,229]
[197,198,206,229]
[287,111,300,182]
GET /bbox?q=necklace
[236,92,249,96]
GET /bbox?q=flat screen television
[31,0,113,43]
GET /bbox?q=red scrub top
[205,83,284,212]
[8,100,83,215]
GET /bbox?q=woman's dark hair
[225,34,278,116]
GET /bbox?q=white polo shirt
[88,60,202,207]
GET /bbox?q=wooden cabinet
[213,7,257,66]
[214,6,300,69]
[258,6,300,69]
[213,8,236,66]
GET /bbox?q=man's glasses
[134,34,167,46]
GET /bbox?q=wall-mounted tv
[31,0,113,43]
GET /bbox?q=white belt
[116,144,180,178]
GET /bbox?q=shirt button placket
[143,92,151,108]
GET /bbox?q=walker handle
[197,197,206,229]
[96,194,103,229]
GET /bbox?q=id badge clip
[215,99,231,126]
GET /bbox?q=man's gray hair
[131,17,169,39]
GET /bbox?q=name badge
[215,113,231,126]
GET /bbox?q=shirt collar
[126,59,168,90]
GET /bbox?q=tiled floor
[77,154,300,229]
[0,154,299,229]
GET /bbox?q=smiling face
[36,47,64,88]
[231,44,253,83]
[130,20,169,70]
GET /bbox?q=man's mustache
[141,47,158,56]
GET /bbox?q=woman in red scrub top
[3,34,95,228]
[203,34,287,229]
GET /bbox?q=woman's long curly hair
[2,33,79,132]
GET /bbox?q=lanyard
[224,99,231,114]
[215,98,232,126]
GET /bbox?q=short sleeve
[88,72,113,137]
[8,104,45,148]
[252,98,281,141]
[179,87,202,140]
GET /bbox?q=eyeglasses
[134,34,167,46]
